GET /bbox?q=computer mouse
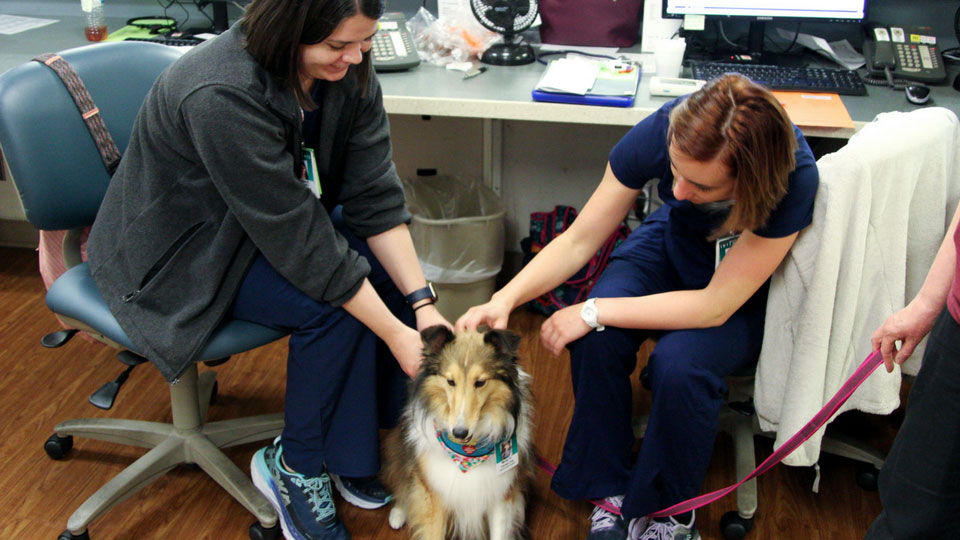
[905,84,931,105]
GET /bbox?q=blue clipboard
[532,58,639,108]
[531,89,635,107]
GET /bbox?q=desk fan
[470,0,539,65]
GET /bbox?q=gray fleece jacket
[87,26,410,382]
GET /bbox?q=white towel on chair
[756,108,960,467]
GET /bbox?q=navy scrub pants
[230,208,411,479]
[863,308,960,540]
[549,206,767,520]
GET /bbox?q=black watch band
[405,283,437,306]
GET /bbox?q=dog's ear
[483,328,521,358]
[421,325,455,355]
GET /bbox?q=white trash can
[403,174,505,321]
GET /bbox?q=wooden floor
[0,246,898,540]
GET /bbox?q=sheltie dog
[383,325,535,540]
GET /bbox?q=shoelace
[291,473,336,522]
[637,519,678,540]
[589,496,624,531]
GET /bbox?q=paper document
[776,28,865,70]
[772,91,854,129]
[0,14,57,35]
[535,58,602,95]
[535,57,640,96]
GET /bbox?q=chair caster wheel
[58,530,89,540]
[856,463,880,491]
[45,434,73,460]
[42,328,78,348]
[720,510,753,540]
[249,521,280,540]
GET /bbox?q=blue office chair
[0,42,285,540]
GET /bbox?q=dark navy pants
[550,206,767,520]
[864,309,960,540]
[230,208,411,479]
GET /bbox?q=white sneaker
[630,511,698,540]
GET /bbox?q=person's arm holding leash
[872,200,960,372]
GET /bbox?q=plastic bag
[406,7,501,66]
[402,175,505,284]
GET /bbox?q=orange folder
[772,91,855,129]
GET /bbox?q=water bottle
[82,0,107,42]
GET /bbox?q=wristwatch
[405,283,438,307]
[580,298,605,332]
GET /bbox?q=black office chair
[0,42,285,540]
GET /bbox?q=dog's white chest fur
[422,439,515,517]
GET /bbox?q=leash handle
[535,349,886,519]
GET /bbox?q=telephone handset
[863,24,946,84]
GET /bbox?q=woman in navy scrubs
[457,74,819,540]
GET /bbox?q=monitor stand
[210,1,229,33]
[705,21,806,67]
[184,1,230,35]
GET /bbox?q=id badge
[303,147,321,199]
[495,433,519,474]
[715,234,739,269]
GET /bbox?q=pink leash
[536,349,885,518]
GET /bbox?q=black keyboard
[124,36,205,47]
[690,62,867,96]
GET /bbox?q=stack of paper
[535,58,602,95]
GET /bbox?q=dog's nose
[452,426,469,440]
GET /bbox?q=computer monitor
[663,1,868,63]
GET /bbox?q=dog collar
[438,430,496,458]
[436,428,515,473]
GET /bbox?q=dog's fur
[383,325,535,540]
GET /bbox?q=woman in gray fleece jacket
[86,1,447,538]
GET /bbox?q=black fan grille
[471,0,539,34]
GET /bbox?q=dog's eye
[474,380,486,388]
[447,379,455,386]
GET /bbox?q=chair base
[53,364,284,536]
[632,376,759,522]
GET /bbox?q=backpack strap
[33,53,122,174]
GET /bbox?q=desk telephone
[372,12,420,72]
[863,24,946,84]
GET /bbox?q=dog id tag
[495,433,519,474]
